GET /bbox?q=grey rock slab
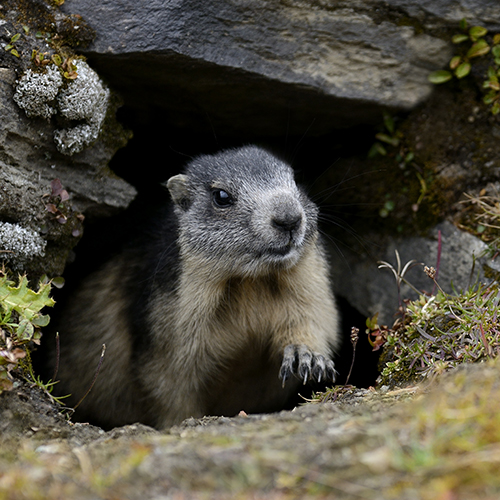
[381,0,500,28]
[61,0,454,134]
[329,221,492,325]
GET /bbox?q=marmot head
[166,146,319,278]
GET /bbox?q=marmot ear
[166,174,191,210]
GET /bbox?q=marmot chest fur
[54,145,340,429]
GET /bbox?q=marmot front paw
[279,344,336,387]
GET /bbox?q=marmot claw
[279,344,336,387]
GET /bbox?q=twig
[73,344,106,411]
[345,327,359,385]
[479,324,493,358]
[52,332,60,382]
[432,229,442,295]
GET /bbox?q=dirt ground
[1,359,500,500]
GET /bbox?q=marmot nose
[272,214,302,233]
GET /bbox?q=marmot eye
[212,189,233,208]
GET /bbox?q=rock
[330,221,490,325]
[13,60,111,155]
[0,67,136,276]
[307,80,500,326]
[0,8,136,277]
[384,0,500,26]
[0,67,133,217]
[61,0,456,135]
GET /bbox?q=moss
[384,359,500,498]
[346,151,447,239]
[8,0,57,32]
[55,13,96,48]
[394,15,425,35]
[374,273,500,387]
[0,0,95,80]
[372,184,500,388]
[483,264,500,282]
[7,0,95,48]
[366,79,500,237]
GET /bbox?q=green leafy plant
[31,49,79,79]
[24,351,70,405]
[428,19,490,83]
[4,33,21,58]
[59,56,78,80]
[0,272,55,392]
[483,60,500,115]
[371,248,500,386]
[368,112,414,165]
[31,49,50,67]
[429,19,500,114]
[368,113,426,218]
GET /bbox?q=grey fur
[53,146,340,429]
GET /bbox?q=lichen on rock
[54,60,110,155]
[13,65,63,120]
[13,60,110,156]
[0,222,46,270]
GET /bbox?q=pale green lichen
[13,65,63,119]
[0,222,46,270]
[13,60,110,155]
[54,60,110,155]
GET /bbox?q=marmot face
[167,146,319,278]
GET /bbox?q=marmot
[53,146,340,429]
